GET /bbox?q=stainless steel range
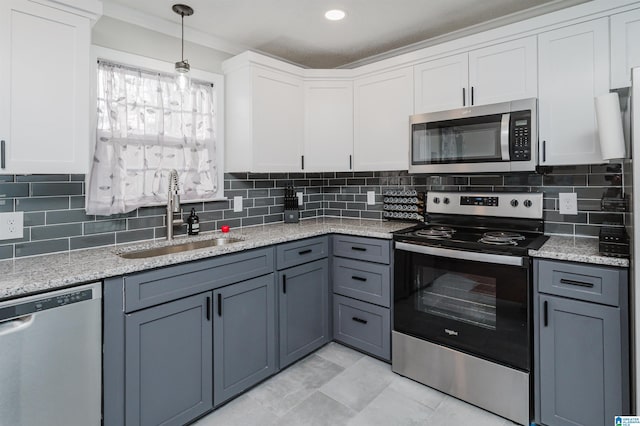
[392,191,548,426]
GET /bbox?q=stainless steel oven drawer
[332,235,390,264]
[333,295,390,360]
[332,257,390,307]
[536,259,626,307]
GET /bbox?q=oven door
[394,242,530,371]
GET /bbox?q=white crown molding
[101,2,247,56]
[30,0,103,20]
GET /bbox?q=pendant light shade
[172,4,193,92]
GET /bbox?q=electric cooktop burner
[414,226,455,238]
[479,231,526,246]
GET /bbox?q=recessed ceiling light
[325,9,346,21]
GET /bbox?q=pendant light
[172,4,194,92]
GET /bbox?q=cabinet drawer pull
[352,317,368,324]
[543,300,548,327]
[351,246,366,252]
[559,278,594,288]
[283,275,287,294]
[351,276,367,282]
[206,296,211,321]
[462,88,466,107]
[298,249,312,255]
[217,293,222,317]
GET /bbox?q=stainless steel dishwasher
[0,282,102,426]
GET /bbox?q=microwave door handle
[500,113,510,161]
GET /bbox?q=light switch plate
[233,196,243,212]
[0,211,23,240]
[296,192,303,206]
[559,192,578,215]
[367,191,376,205]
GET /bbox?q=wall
[92,16,232,74]
[0,163,623,259]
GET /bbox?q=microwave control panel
[510,110,531,161]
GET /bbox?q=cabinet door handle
[560,278,594,288]
[206,296,211,321]
[543,300,548,327]
[298,249,312,255]
[349,155,352,170]
[283,275,287,294]
[1,140,5,169]
[351,246,366,252]
[301,155,304,170]
[542,140,546,163]
[471,86,475,105]
[352,317,368,324]
[351,276,367,282]
[217,293,222,317]
[462,88,466,107]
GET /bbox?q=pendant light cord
[181,13,185,62]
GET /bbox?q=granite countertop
[0,218,414,301]
[0,220,628,302]
[529,235,629,268]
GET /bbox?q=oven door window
[412,114,504,165]
[394,249,530,371]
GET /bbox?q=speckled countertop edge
[529,235,629,268]
[0,221,628,301]
[0,218,414,301]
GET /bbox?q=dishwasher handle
[0,314,34,336]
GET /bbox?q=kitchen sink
[118,237,244,259]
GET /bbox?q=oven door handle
[395,242,523,267]
[500,113,511,161]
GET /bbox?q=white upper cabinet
[353,67,413,171]
[468,37,538,106]
[0,0,91,174]
[414,37,537,114]
[538,18,609,166]
[611,8,640,89]
[414,53,468,113]
[303,80,353,172]
[225,63,304,172]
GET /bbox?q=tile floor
[193,342,517,426]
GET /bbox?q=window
[86,57,223,215]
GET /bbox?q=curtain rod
[97,59,214,87]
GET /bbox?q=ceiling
[100,0,591,68]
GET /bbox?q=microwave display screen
[412,114,504,165]
[515,119,528,126]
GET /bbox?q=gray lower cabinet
[213,274,277,406]
[535,259,629,426]
[278,258,330,368]
[333,294,390,359]
[125,292,213,426]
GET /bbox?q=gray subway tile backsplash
[0,164,625,258]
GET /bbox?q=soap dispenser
[187,208,200,235]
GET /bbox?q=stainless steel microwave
[409,98,537,174]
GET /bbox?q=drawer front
[332,235,391,264]
[124,248,274,312]
[333,295,390,360]
[276,236,328,270]
[332,257,390,307]
[537,259,626,306]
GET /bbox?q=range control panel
[427,191,543,219]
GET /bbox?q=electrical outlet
[367,191,376,205]
[0,211,23,240]
[296,192,303,206]
[233,196,243,212]
[559,192,578,215]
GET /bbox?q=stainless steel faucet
[166,169,183,240]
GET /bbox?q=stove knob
[443,197,450,205]
[523,199,533,208]
[433,197,440,204]
[510,199,519,207]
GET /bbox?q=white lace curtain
[86,61,219,215]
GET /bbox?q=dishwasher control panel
[0,288,93,322]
